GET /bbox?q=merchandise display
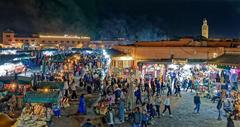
[12,104,50,127]
[233,91,240,120]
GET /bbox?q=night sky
[0,0,240,40]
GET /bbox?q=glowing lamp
[11,83,16,89]
[44,88,49,93]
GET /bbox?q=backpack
[134,90,140,97]
[115,90,121,98]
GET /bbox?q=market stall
[0,76,32,110]
[0,76,32,93]
[13,91,62,127]
[35,81,64,91]
[233,91,240,120]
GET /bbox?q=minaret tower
[201,18,208,39]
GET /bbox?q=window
[25,40,29,42]
[72,41,75,44]
[6,35,10,37]
[15,39,19,41]
[48,41,52,43]
[55,41,58,43]
[20,40,23,42]
[67,41,69,43]
[61,41,64,43]
[42,40,45,43]
[31,40,35,42]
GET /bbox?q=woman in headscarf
[78,94,87,115]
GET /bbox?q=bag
[143,114,149,122]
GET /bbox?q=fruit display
[233,91,240,120]
[12,104,49,127]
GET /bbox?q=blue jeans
[133,123,141,127]
[194,103,200,113]
[156,88,160,96]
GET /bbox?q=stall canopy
[105,49,126,57]
[36,81,64,90]
[0,76,32,84]
[0,54,31,65]
[208,53,240,66]
[24,91,61,103]
[50,54,65,63]
[137,59,206,65]
[72,48,92,51]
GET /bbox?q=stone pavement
[50,89,240,127]
[147,92,239,127]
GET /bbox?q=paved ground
[121,91,240,127]
[50,90,240,127]
[149,92,228,127]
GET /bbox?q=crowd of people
[0,49,239,127]
[83,64,239,127]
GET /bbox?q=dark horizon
[0,0,240,40]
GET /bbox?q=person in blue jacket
[78,94,87,115]
[135,86,142,105]
[193,93,201,114]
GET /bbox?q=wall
[112,45,240,67]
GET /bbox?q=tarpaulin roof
[105,49,126,57]
[24,91,61,103]
[50,54,65,63]
[208,53,240,66]
[137,59,205,64]
[0,76,32,84]
[36,81,64,90]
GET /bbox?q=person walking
[118,98,125,123]
[63,80,69,97]
[133,107,142,127]
[167,84,172,96]
[162,94,172,117]
[135,86,142,105]
[151,79,155,96]
[70,80,77,100]
[193,93,201,114]
[227,114,235,127]
[78,94,87,115]
[186,78,193,92]
[216,97,223,120]
[106,108,115,127]
[156,79,161,96]
[155,95,162,118]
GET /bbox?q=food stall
[35,81,64,91]
[0,76,32,110]
[13,91,61,127]
[233,91,240,120]
[0,76,32,93]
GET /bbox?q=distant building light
[39,35,90,39]
[213,53,218,58]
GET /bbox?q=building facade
[2,30,90,49]
[111,38,240,69]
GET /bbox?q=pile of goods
[94,99,108,115]
[233,91,240,120]
[13,104,51,127]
